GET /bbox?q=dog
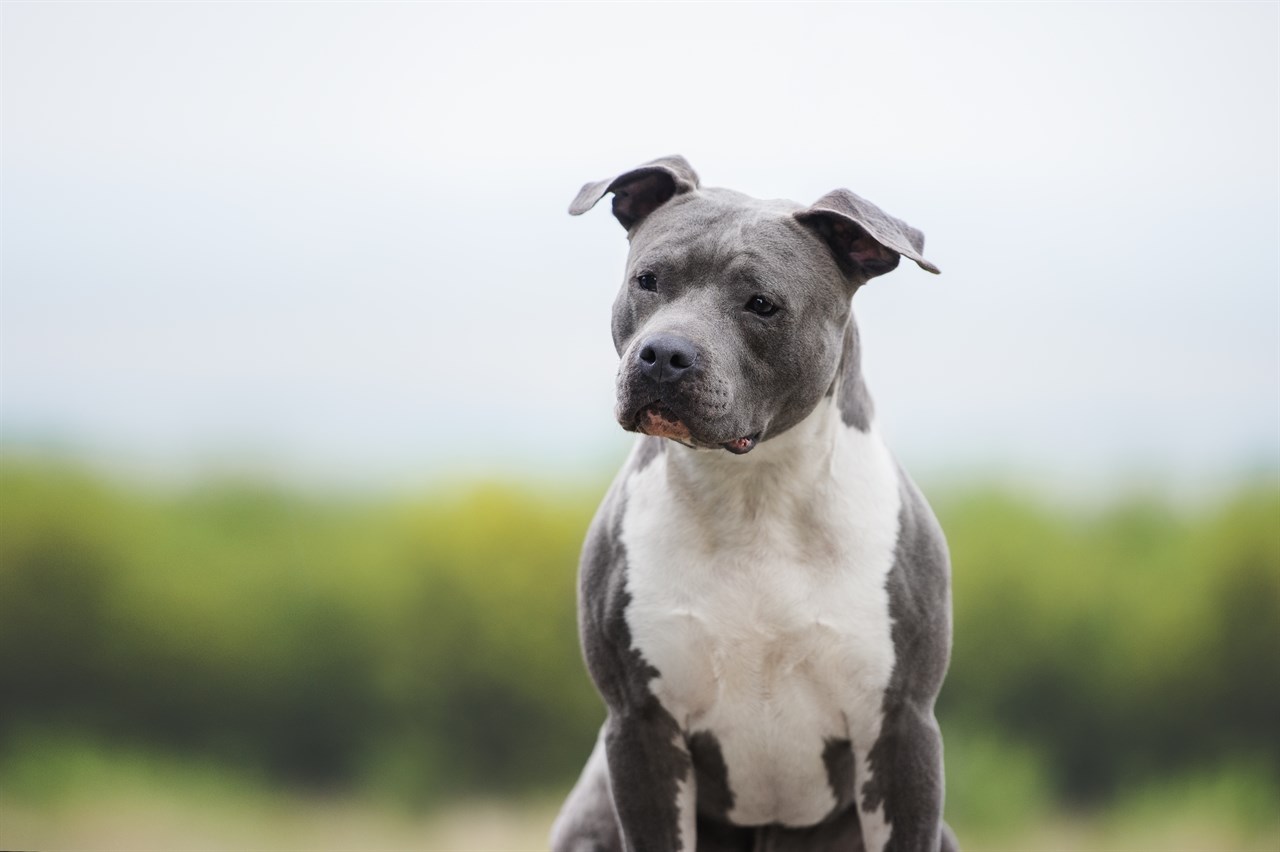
[550,156,956,852]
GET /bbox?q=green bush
[937,486,1280,802]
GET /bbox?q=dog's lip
[635,403,693,442]
[633,403,759,454]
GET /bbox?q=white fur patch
[860,791,893,852]
[621,399,901,833]
[673,742,697,852]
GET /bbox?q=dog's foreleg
[604,711,696,852]
[550,726,623,852]
[858,702,948,852]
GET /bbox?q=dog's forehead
[627,188,822,275]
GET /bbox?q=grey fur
[554,157,952,852]
[860,470,956,852]
[551,730,623,852]
[833,322,875,432]
[821,738,857,816]
[688,731,735,820]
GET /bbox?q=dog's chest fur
[620,402,902,828]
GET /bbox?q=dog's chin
[633,403,693,442]
[628,403,759,455]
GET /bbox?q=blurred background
[1,2,1277,850]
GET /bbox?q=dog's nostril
[670,352,693,370]
[639,346,657,365]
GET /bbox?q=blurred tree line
[1,459,1277,815]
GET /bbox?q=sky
[2,2,1277,490]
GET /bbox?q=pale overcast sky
[2,2,1277,488]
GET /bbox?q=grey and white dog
[551,156,957,852]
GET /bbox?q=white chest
[619,410,903,827]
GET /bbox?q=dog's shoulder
[577,436,666,710]
[882,464,953,707]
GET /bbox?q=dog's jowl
[551,157,957,852]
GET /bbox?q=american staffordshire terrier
[551,156,956,852]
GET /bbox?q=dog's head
[570,156,938,454]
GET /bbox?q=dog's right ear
[568,155,700,230]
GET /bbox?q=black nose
[637,335,699,383]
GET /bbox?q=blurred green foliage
[938,486,1280,804]
[1,458,1277,821]
[0,462,601,801]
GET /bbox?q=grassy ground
[3,742,1277,852]
[6,791,1280,852]
[1,793,558,852]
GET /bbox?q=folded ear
[568,155,700,230]
[795,189,940,280]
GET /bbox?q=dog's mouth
[635,403,691,442]
[634,403,758,455]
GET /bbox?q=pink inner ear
[826,216,896,269]
[848,235,896,266]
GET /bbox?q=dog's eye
[636,273,658,292]
[746,295,779,316]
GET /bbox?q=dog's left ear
[568,155,700,230]
[796,189,940,280]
